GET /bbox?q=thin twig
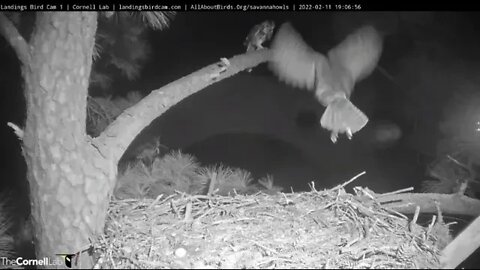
[250,240,278,255]
[207,172,217,196]
[376,187,414,198]
[338,171,367,189]
[409,206,420,232]
[446,155,469,170]
[425,215,437,240]
[308,181,317,192]
[184,200,193,222]
[147,194,164,210]
[0,12,31,65]
[377,65,395,82]
[7,122,24,140]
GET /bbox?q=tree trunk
[22,12,114,269]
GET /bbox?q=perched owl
[269,22,383,143]
[244,20,276,53]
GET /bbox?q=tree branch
[92,49,272,165]
[0,12,31,65]
[375,192,480,217]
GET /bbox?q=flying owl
[269,22,383,143]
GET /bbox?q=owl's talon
[330,132,338,143]
[346,128,353,140]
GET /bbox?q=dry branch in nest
[93,181,456,269]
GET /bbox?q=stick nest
[93,180,451,269]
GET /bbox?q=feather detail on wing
[327,25,383,85]
[269,22,327,91]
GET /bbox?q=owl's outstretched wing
[269,22,329,91]
[327,25,383,86]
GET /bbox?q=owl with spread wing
[269,22,383,143]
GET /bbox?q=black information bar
[0,2,477,12]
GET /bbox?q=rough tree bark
[20,12,114,268]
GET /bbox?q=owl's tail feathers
[320,97,368,143]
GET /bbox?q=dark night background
[1,11,480,265]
